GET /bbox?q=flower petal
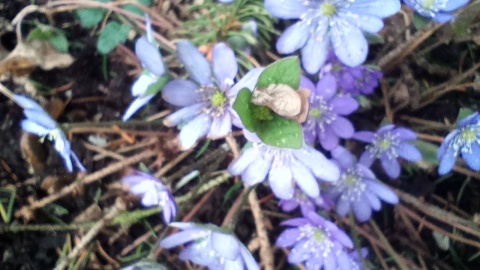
[353,131,375,142]
[336,196,350,217]
[211,232,240,260]
[14,95,44,111]
[212,42,238,85]
[268,164,294,200]
[162,79,202,107]
[276,22,310,54]
[240,245,260,270]
[301,27,329,74]
[359,150,375,167]
[291,161,319,198]
[241,154,272,185]
[122,95,154,121]
[276,228,301,247]
[135,37,165,76]
[20,119,50,136]
[315,73,337,100]
[228,147,258,175]
[207,113,232,139]
[396,142,422,162]
[330,96,358,115]
[178,114,212,150]
[364,179,399,204]
[438,146,457,175]
[159,228,206,248]
[177,40,212,85]
[443,0,469,12]
[330,117,355,139]
[352,193,372,222]
[131,73,157,96]
[347,0,400,18]
[228,68,264,96]
[331,20,368,67]
[264,0,309,19]
[24,108,57,130]
[461,143,480,171]
[380,154,401,178]
[341,13,384,33]
[392,127,417,140]
[163,103,206,127]
[292,147,340,182]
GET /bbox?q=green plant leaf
[256,56,300,89]
[27,27,54,40]
[122,0,152,15]
[233,88,256,131]
[142,73,171,97]
[256,114,303,149]
[97,22,131,54]
[411,140,439,165]
[49,33,69,52]
[456,107,474,123]
[76,0,110,28]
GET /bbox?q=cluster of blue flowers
[9,0,474,269]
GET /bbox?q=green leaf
[412,13,431,30]
[256,114,303,149]
[256,56,300,89]
[456,107,474,123]
[411,140,439,165]
[97,22,131,54]
[122,0,152,15]
[142,73,171,97]
[27,27,54,40]
[76,0,111,28]
[49,33,69,52]
[233,88,256,131]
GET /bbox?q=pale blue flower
[160,222,259,270]
[353,124,422,178]
[123,15,166,121]
[162,41,263,150]
[326,146,399,222]
[437,112,480,175]
[14,95,86,173]
[276,212,354,270]
[122,170,176,224]
[265,0,401,73]
[228,132,340,200]
[403,0,469,23]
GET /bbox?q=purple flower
[403,0,469,23]
[326,146,399,222]
[276,212,354,270]
[323,55,383,96]
[265,0,400,73]
[279,188,333,216]
[347,248,370,270]
[162,41,263,150]
[14,95,86,173]
[123,15,166,121]
[228,132,340,200]
[437,112,480,175]
[301,75,358,150]
[353,124,422,178]
[159,222,259,270]
[122,170,176,223]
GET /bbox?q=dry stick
[154,148,194,178]
[369,242,390,270]
[16,150,156,219]
[377,23,443,72]
[398,204,480,249]
[395,189,480,237]
[225,135,275,270]
[54,200,125,270]
[369,220,410,270]
[83,142,126,161]
[380,79,394,122]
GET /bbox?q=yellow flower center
[320,3,336,17]
[310,108,322,119]
[211,91,227,107]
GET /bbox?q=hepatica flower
[228,133,340,200]
[122,170,176,223]
[265,0,400,73]
[354,124,422,178]
[323,55,383,96]
[162,41,263,149]
[403,0,469,23]
[276,212,354,270]
[159,222,259,270]
[279,188,333,217]
[14,95,86,173]
[326,146,398,222]
[123,15,166,121]
[302,75,358,150]
[437,112,480,175]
